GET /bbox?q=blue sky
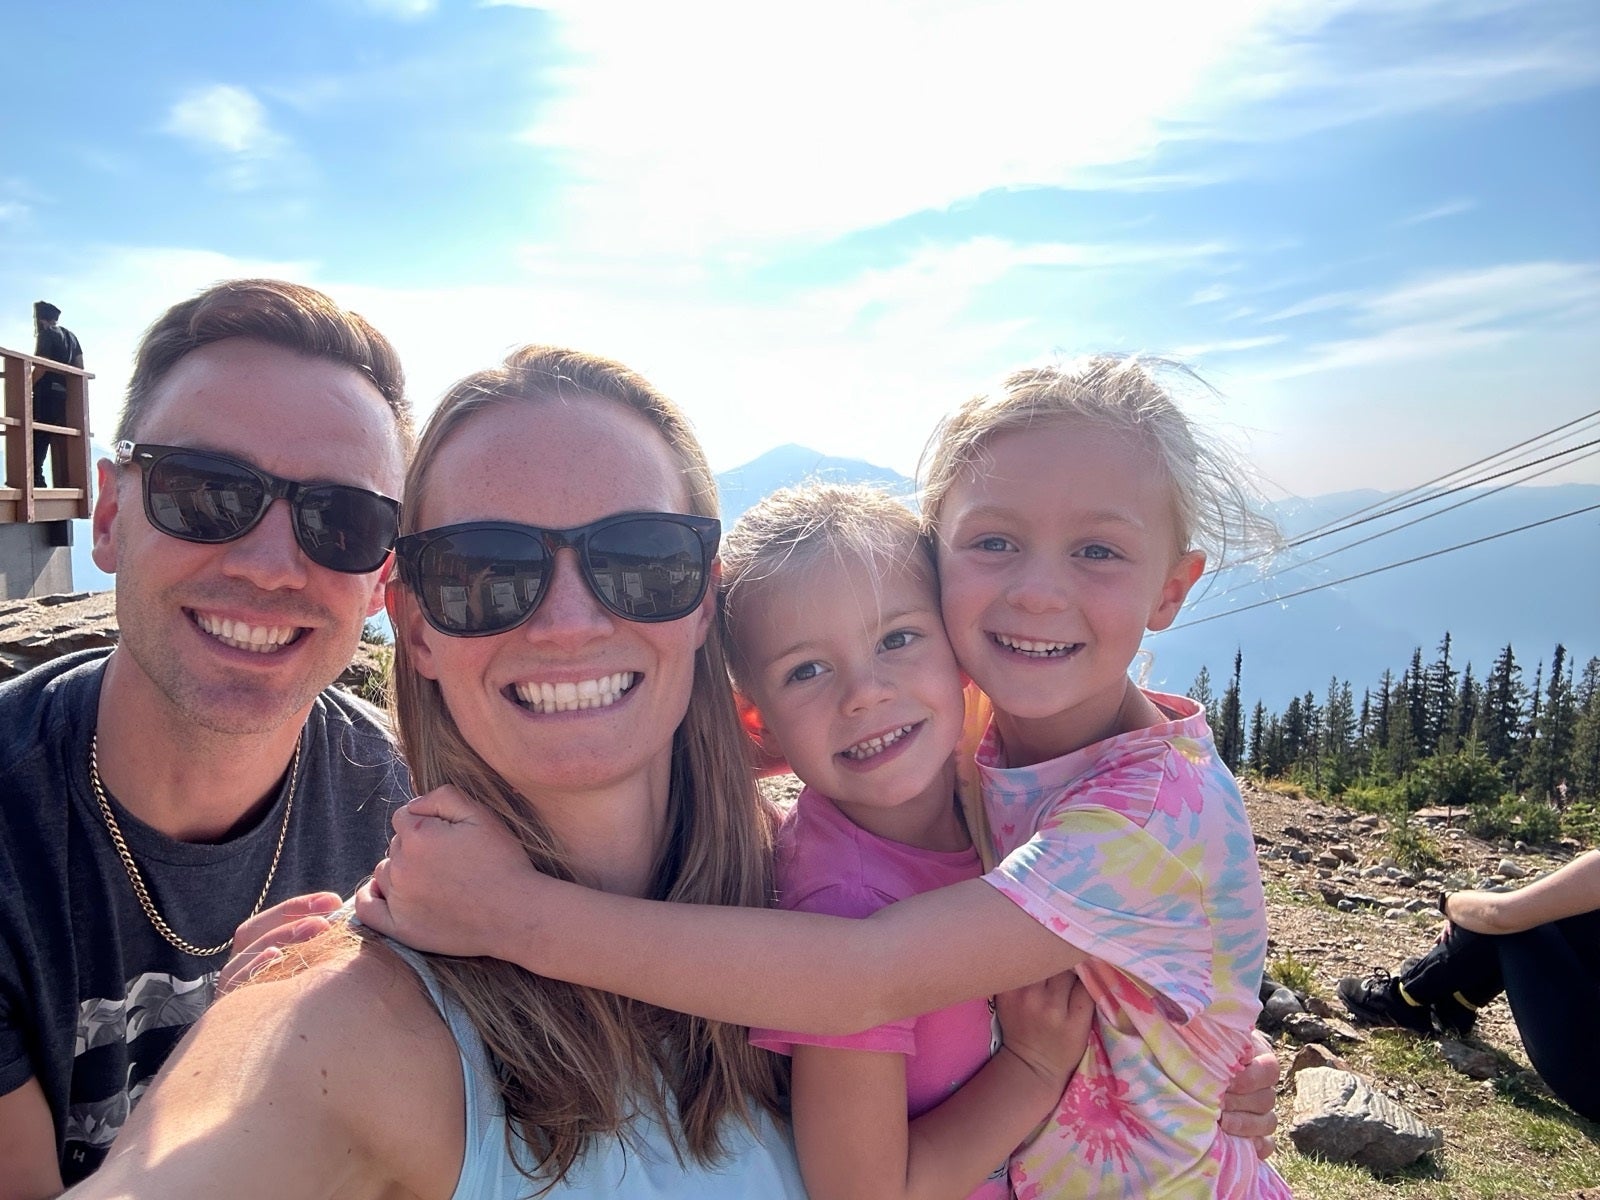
[6,0,1598,497]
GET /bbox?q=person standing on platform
[31,301,85,488]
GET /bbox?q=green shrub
[1560,801,1600,848]
[1386,815,1444,872]
[1467,799,1561,845]
[1344,782,1402,815]
[1402,742,1507,811]
[1267,949,1320,997]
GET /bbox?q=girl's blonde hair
[919,355,1278,564]
[719,482,929,682]
[387,346,784,1190]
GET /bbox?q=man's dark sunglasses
[394,512,721,637]
[113,442,400,575]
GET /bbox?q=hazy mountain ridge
[67,444,1596,712]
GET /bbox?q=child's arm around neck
[359,805,1084,1032]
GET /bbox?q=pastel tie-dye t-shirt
[978,691,1291,1199]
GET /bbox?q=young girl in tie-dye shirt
[367,355,1291,1198]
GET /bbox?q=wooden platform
[0,345,95,523]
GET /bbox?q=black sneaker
[1337,971,1434,1035]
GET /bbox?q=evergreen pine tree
[1188,665,1215,716]
[1444,663,1478,756]
[1218,650,1245,771]
[1405,647,1430,757]
[1525,646,1577,804]
[1387,666,1418,777]
[1248,701,1267,776]
[1425,633,1457,756]
[1474,644,1524,773]
[1571,658,1600,804]
[1517,660,1544,792]
[1323,677,1356,795]
[1372,669,1395,752]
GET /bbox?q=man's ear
[90,459,122,575]
[364,553,396,618]
[388,578,439,680]
[1147,549,1206,633]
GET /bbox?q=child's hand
[1219,1031,1281,1157]
[354,786,531,959]
[994,970,1094,1092]
[217,891,344,996]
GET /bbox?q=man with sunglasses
[0,280,415,1197]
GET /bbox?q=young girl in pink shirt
[725,483,1091,1199]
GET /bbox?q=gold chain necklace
[88,733,301,958]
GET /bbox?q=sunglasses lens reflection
[406,516,714,635]
[141,448,396,573]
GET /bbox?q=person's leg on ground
[1497,910,1600,1122]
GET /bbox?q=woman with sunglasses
[71,345,1276,1200]
[70,344,814,1198]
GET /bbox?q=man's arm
[0,1077,63,1200]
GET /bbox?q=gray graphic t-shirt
[0,650,411,1185]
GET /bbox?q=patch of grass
[1260,778,1309,800]
[1385,815,1445,873]
[1275,1029,1600,1198]
[1267,949,1321,997]
[1467,799,1561,846]
[1362,1029,1440,1079]
[1343,782,1403,816]
[1559,801,1600,848]
[352,644,393,708]
[1262,877,1319,908]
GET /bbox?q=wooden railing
[1,345,94,523]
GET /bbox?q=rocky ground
[1242,779,1599,1196]
[1246,777,1563,1102]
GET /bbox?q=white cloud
[361,0,436,15]
[0,201,26,223]
[517,0,1286,252]
[1397,197,1477,226]
[164,85,298,191]
[166,85,278,155]
[1262,290,1365,323]
[1189,285,1233,305]
[1258,260,1600,380]
[507,0,1598,257]
[1173,335,1287,357]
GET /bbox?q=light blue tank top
[387,942,809,1199]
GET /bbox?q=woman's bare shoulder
[221,933,466,1125]
[75,935,466,1199]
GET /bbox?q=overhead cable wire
[1227,427,1600,572]
[1255,407,1600,555]
[1185,439,1600,612]
[1169,502,1600,631]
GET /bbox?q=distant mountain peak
[716,444,913,522]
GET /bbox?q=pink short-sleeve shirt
[980,692,1291,1199]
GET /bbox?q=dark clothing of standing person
[32,300,85,487]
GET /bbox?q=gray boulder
[1289,1067,1443,1173]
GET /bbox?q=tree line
[1187,636,1600,842]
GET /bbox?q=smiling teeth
[195,612,302,653]
[842,724,914,761]
[514,672,637,714]
[995,633,1076,658]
